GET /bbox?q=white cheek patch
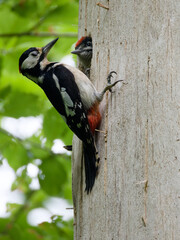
[21,55,40,70]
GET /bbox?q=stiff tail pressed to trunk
[83,142,99,193]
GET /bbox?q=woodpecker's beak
[71,46,92,55]
[71,49,82,55]
[42,38,59,56]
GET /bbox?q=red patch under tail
[87,104,101,134]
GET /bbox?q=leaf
[29,144,51,160]
[30,190,48,208]
[2,141,29,170]
[43,108,73,146]
[0,218,10,234]
[38,156,68,195]
[38,216,73,240]
[6,203,23,215]
[0,7,31,34]
[0,130,29,170]
[11,168,32,192]
[0,85,11,100]
[48,2,78,25]
[3,91,46,117]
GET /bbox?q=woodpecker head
[71,36,92,67]
[19,38,58,82]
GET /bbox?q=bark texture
[72,1,180,239]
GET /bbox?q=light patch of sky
[0,159,25,218]
[44,197,73,221]
[27,208,52,225]
[51,139,71,155]
[27,163,41,190]
[27,198,73,226]
[1,116,43,139]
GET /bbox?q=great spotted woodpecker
[71,36,92,75]
[19,38,121,193]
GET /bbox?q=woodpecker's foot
[107,71,117,84]
[63,145,72,151]
[97,73,124,101]
[104,79,124,94]
[107,71,117,93]
[106,71,124,93]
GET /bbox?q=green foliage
[39,156,68,195]
[3,90,46,117]
[0,0,78,239]
[43,108,72,146]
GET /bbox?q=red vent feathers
[87,104,101,134]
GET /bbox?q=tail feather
[83,142,99,193]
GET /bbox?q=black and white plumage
[19,38,98,193]
[19,38,121,193]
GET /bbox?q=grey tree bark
[72,1,180,239]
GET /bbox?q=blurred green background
[0,0,78,239]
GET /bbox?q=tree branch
[0,32,77,38]
[0,5,77,39]
[0,127,69,158]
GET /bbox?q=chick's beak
[42,38,59,56]
[71,49,82,55]
[71,46,92,55]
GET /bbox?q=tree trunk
[72,1,180,239]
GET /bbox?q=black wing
[41,64,98,193]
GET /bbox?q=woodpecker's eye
[86,41,92,46]
[31,52,38,57]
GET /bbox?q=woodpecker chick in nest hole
[72,36,92,76]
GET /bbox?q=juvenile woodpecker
[71,36,92,75]
[19,38,121,193]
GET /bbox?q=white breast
[63,64,98,110]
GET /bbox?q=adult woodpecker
[19,38,121,193]
[71,36,92,75]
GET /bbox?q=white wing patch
[61,87,75,117]
[53,74,61,90]
[77,123,82,128]
[52,73,76,117]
